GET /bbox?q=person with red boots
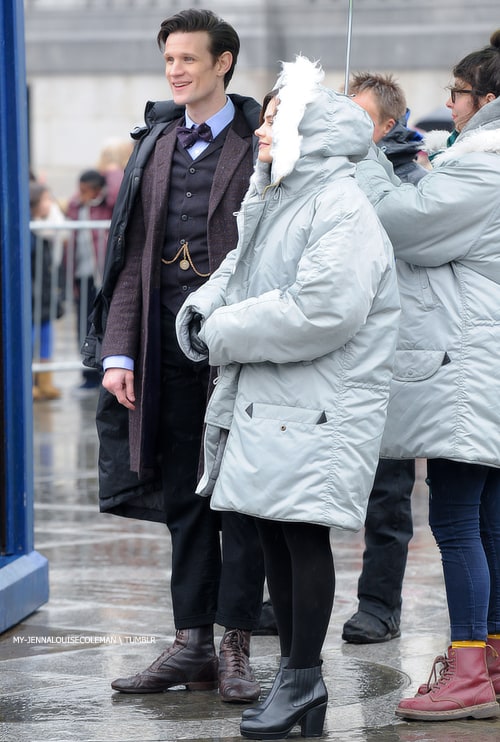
[356,29,500,721]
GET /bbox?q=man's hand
[102,368,136,410]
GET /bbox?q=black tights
[254,518,335,669]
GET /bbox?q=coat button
[280,425,286,431]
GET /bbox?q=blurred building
[24,0,498,196]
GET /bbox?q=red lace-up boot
[487,638,500,699]
[396,645,500,721]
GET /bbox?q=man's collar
[185,96,235,139]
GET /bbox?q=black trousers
[357,458,415,627]
[159,309,265,630]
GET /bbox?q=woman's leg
[254,519,335,667]
[241,519,333,739]
[479,468,500,694]
[479,468,500,633]
[253,518,293,658]
[427,458,490,641]
[282,521,334,668]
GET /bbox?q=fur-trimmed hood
[423,95,500,165]
[248,56,374,195]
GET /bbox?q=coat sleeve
[356,152,498,268]
[101,198,145,360]
[199,190,393,366]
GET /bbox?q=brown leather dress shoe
[111,627,218,693]
[218,628,261,703]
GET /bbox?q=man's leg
[342,458,415,643]
[111,310,220,693]
[217,511,265,702]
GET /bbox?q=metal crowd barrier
[29,219,110,374]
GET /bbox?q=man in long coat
[90,9,264,702]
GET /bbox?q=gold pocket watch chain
[161,241,210,278]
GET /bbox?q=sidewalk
[1,378,499,742]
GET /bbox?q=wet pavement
[1,371,500,742]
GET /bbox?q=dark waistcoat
[161,136,225,314]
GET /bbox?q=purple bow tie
[176,122,213,149]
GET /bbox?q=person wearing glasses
[356,30,500,722]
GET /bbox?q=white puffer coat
[176,57,400,530]
[356,96,500,466]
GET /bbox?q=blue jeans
[427,459,500,641]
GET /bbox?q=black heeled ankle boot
[241,656,289,720]
[239,665,328,740]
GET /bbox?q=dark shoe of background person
[240,665,328,740]
[252,599,278,636]
[342,610,401,644]
[110,627,218,693]
[218,628,261,703]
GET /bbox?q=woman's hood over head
[269,56,374,183]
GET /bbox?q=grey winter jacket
[356,96,500,466]
[177,58,400,531]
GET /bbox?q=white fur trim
[271,56,324,182]
[432,128,500,166]
[422,129,450,156]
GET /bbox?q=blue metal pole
[0,0,49,633]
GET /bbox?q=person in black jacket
[85,9,264,703]
[342,72,427,644]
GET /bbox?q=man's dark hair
[79,169,106,190]
[157,8,240,89]
[453,28,500,101]
[349,72,406,123]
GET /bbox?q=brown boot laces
[221,630,250,678]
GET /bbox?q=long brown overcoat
[96,99,259,521]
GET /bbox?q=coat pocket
[392,349,450,382]
[247,402,328,426]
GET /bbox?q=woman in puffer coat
[176,56,400,739]
[356,30,500,723]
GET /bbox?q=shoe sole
[395,701,500,721]
[219,688,261,703]
[111,680,218,693]
[342,630,401,645]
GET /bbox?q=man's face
[351,89,394,143]
[79,182,101,204]
[163,31,230,118]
